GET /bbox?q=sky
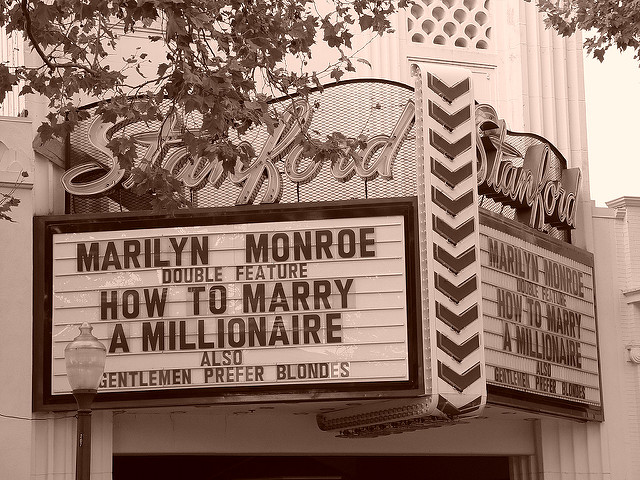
[583,49,640,206]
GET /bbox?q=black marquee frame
[33,197,423,411]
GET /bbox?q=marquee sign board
[33,199,422,410]
[36,75,602,423]
[480,210,602,419]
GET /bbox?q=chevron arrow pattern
[438,362,482,392]
[435,303,478,333]
[428,101,471,131]
[437,331,480,363]
[435,273,477,304]
[431,157,472,188]
[417,67,486,419]
[432,186,474,216]
[436,395,483,417]
[430,130,472,160]
[427,75,471,105]
[433,215,475,246]
[433,244,476,275]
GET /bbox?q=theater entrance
[113,455,511,480]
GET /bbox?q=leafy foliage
[0,170,28,221]
[0,0,407,211]
[536,0,640,62]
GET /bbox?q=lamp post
[64,322,106,480]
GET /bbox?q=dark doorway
[114,455,510,480]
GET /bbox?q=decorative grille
[407,0,492,50]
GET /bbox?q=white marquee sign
[51,214,412,394]
[481,217,600,406]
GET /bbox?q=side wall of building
[592,198,640,479]
[0,118,35,480]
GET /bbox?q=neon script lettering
[476,104,580,230]
[61,99,416,206]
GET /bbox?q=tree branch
[20,0,100,76]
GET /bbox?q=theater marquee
[36,74,603,426]
[33,199,421,409]
[480,211,601,417]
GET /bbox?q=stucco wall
[0,117,36,480]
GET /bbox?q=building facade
[1,1,638,479]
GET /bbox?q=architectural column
[532,418,609,480]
